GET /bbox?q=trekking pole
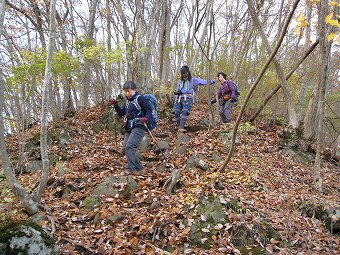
[114,113,117,150]
[109,106,118,151]
[143,122,161,152]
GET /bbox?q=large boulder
[0,221,59,255]
[81,175,138,212]
[297,200,340,234]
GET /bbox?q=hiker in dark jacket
[211,72,236,123]
[173,65,214,132]
[109,81,152,173]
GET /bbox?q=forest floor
[0,101,339,255]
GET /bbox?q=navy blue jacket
[114,93,153,130]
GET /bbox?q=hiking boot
[178,128,187,133]
[126,168,137,173]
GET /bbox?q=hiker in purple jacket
[211,72,236,123]
[173,65,214,132]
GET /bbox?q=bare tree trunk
[249,39,319,122]
[106,0,113,99]
[247,0,299,128]
[56,8,75,118]
[296,0,313,121]
[159,0,170,90]
[207,1,215,127]
[0,0,39,215]
[80,0,98,108]
[219,0,300,172]
[313,0,331,194]
[34,0,56,201]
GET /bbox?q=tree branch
[219,0,301,172]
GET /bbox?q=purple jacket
[176,76,214,95]
[218,80,236,99]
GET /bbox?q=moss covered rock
[0,221,59,255]
[189,195,228,249]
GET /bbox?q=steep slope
[0,102,339,254]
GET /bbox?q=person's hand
[140,117,148,124]
[223,95,231,101]
[108,98,116,106]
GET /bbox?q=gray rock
[0,221,59,255]
[153,140,170,153]
[186,154,208,170]
[175,133,191,145]
[139,135,152,152]
[58,129,70,146]
[91,175,137,197]
[189,195,228,248]
[105,214,125,225]
[176,145,189,154]
[26,160,42,173]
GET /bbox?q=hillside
[0,101,339,255]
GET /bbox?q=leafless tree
[219,0,300,171]
[247,0,299,128]
[0,0,57,214]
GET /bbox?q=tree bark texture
[249,39,319,122]
[0,0,39,215]
[35,0,57,201]
[313,0,331,193]
[219,0,300,172]
[247,0,299,128]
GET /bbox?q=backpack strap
[125,95,142,116]
[132,95,141,111]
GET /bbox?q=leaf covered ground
[0,102,339,255]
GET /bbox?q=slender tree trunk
[219,0,300,171]
[0,0,39,215]
[296,0,313,121]
[34,0,56,201]
[80,0,98,108]
[106,0,113,99]
[249,39,319,122]
[159,0,170,90]
[205,0,215,127]
[57,9,74,117]
[313,0,331,193]
[247,0,299,128]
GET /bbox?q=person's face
[218,74,224,82]
[181,72,189,80]
[124,89,136,99]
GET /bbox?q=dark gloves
[108,98,116,106]
[174,90,183,96]
[140,117,148,124]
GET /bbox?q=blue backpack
[229,80,240,101]
[129,94,159,130]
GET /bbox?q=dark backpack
[229,80,240,101]
[130,94,159,130]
